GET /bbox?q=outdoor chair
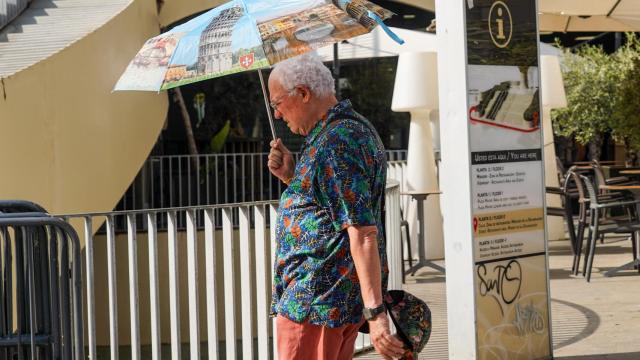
[545,173,578,255]
[565,169,628,275]
[559,168,589,275]
[591,160,639,192]
[545,164,591,262]
[578,175,640,282]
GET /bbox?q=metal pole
[258,69,277,140]
[333,43,341,99]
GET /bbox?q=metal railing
[62,181,402,359]
[0,0,31,31]
[0,201,84,359]
[387,160,409,214]
[116,150,407,212]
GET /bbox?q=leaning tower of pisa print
[197,5,244,75]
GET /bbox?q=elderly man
[267,54,406,360]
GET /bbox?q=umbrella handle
[258,69,277,140]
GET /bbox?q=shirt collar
[304,99,353,146]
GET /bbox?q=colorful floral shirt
[270,100,388,328]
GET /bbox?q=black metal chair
[545,164,587,262]
[578,176,640,282]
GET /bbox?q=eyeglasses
[269,93,289,111]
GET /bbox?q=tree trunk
[588,132,603,162]
[624,138,639,166]
[173,88,200,170]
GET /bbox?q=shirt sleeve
[316,123,376,231]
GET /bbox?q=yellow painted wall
[0,0,167,215]
[158,0,434,30]
[159,0,227,28]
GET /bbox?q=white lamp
[391,51,444,260]
[541,55,567,241]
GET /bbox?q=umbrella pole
[258,69,277,140]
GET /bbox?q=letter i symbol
[496,8,506,39]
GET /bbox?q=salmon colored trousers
[276,315,365,360]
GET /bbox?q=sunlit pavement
[356,235,640,359]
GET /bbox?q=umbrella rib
[607,0,622,17]
[564,16,571,33]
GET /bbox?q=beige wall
[159,0,227,28]
[0,0,167,215]
[158,0,435,29]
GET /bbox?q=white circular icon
[488,1,513,48]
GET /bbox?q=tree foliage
[552,44,617,146]
[610,34,640,153]
[552,33,640,161]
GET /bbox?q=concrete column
[435,0,478,357]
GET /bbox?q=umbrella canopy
[114,0,402,92]
[539,0,640,32]
[420,1,640,32]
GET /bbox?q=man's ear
[297,86,311,103]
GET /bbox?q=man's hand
[267,138,294,183]
[368,313,407,360]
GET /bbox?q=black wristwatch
[363,304,386,321]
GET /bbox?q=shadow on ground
[551,299,600,350]
[556,352,640,360]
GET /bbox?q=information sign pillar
[436,0,553,359]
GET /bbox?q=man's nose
[274,109,283,119]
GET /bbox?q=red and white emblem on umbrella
[239,53,254,69]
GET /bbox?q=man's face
[268,78,311,135]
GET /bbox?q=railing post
[222,207,237,360]
[84,217,97,359]
[106,216,119,360]
[269,204,278,359]
[147,212,161,360]
[127,214,141,360]
[186,210,201,359]
[239,206,254,360]
[167,211,181,360]
[204,209,219,360]
[254,205,270,359]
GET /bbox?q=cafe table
[400,190,445,276]
[619,169,640,176]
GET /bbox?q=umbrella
[538,0,640,32]
[114,0,404,139]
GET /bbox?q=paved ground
[356,236,640,359]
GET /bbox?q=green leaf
[209,120,230,153]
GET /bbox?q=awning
[539,0,640,32]
[405,0,640,32]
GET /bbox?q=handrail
[0,0,30,31]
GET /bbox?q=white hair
[271,53,335,97]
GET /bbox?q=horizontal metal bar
[0,334,52,347]
[56,200,279,218]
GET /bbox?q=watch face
[364,308,374,319]
[364,305,385,320]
